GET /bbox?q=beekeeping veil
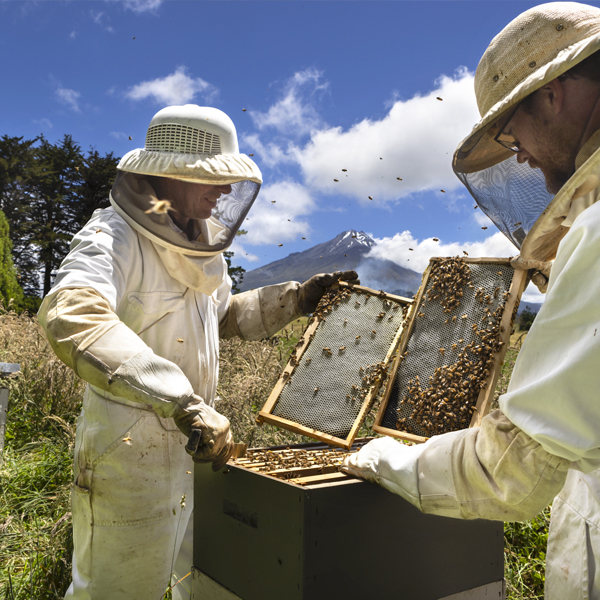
[453,2,600,262]
[111,105,262,257]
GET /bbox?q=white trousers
[64,388,195,599]
[546,469,600,600]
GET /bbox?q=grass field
[0,311,547,599]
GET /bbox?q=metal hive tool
[374,257,528,443]
[257,283,412,449]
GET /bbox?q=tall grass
[1,311,550,598]
[0,309,83,599]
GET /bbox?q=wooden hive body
[193,440,504,600]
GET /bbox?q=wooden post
[0,362,20,453]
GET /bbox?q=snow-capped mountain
[239,230,422,297]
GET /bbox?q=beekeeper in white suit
[38,104,358,599]
[343,3,600,597]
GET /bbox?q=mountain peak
[332,230,375,251]
[239,230,421,297]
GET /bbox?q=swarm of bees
[425,256,472,313]
[394,259,511,438]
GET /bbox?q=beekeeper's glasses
[493,104,522,152]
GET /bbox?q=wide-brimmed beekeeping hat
[453,2,600,261]
[111,105,262,255]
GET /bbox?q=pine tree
[0,209,23,309]
[0,135,119,298]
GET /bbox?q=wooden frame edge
[468,267,528,427]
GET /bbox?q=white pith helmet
[453,2,600,261]
[117,104,262,185]
[111,105,262,256]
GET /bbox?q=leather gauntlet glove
[177,399,235,471]
[297,270,360,313]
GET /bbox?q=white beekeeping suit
[343,4,600,598]
[39,105,358,600]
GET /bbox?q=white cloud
[91,10,104,24]
[244,181,316,246]
[251,68,327,136]
[33,118,52,130]
[293,68,479,204]
[55,85,81,112]
[474,209,494,227]
[241,133,295,169]
[110,131,128,140]
[521,282,546,304]
[368,230,516,272]
[122,0,162,13]
[227,238,259,263]
[125,66,217,105]
[69,31,77,39]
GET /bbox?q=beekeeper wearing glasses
[38,104,358,599]
[343,3,600,597]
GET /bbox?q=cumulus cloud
[367,230,516,272]
[244,181,316,246]
[122,0,162,13]
[522,283,546,304]
[55,85,81,112]
[33,118,52,130]
[125,67,217,105]
[293,68,479,204]
[241,133,295,169]
[227,238,259,263]
[251,68,327,136]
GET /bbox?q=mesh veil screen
[212,180,260,230]
[381,260,514,438]
[456,154,553,249]
[272,289,409,440]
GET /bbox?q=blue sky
[4,0,591,302]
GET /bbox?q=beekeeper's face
[153,177,233,220]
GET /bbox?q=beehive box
[230,440,369,485]
[257,283,413,449]
[193,439,504,600]
[373,257,528,443]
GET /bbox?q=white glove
[342,437,424,509]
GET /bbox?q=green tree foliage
[0,135,119,298]
[0,209,24,309]
[517,306,538,331]
[224,229,247,294]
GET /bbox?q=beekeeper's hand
[178,401,235,471]
[510,256,552,293]
[341,437,405,483]
[298,270,360,313]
